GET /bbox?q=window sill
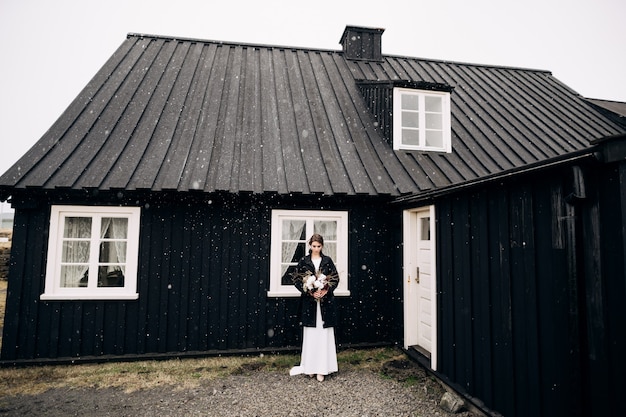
[395,147,451,153]
[40,293,139,301]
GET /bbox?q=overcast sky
[1,0,625,178]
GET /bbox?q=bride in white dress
[289,234,339,381]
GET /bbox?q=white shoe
[316,374,324,382]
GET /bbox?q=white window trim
[393,87,452,153]
[268,209,350,297]
[41,205,141,301]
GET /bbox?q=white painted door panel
[403,206,437,370]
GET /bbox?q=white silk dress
[289,258,338,377]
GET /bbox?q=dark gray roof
[1,32,624,198]
[584,98,626,118]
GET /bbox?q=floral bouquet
[304,273,330,292]
[292,271,338,298]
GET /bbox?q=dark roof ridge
[126,32,340,54]
[126,32,552,74]
[383,51,552,74]
[585,97,626,105]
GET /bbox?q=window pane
[98,266,125,287]
[323,242,337,261]
[61,241,90,263]
[402,129,420,146]
[420,217,431,241]
[425,130,443,148]
[425,113,442,129]
[425,96,442,112]
[280,239,305,285]
[99,241,127,263]
[281,265,296,285]
[282,220,306,240]
[63,217,92,238]
[281,242,305,263]
[101,217,128,239]
[60,265,89,287]
[401,94,419,110]
[402,111,419,128]
[314,220,337,240]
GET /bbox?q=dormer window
[393,87,451,152]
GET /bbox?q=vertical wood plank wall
[1,196,402,361]
[435,163,625,417]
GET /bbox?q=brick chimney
[340,26,385,61]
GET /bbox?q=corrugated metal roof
[585,98,626,118]
[1,32,624,197]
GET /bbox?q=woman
[289,234,339,381]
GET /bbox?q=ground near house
[0,347,479,417]
[0,236,478,416]
[0,366,478,416]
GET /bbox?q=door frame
[403,205,438,370]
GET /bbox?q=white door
[403,206,437,369]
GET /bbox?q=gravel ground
[0,362,479,416]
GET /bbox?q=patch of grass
[0,347,403,398]
[337,347,403,371]
[402,375,422,387]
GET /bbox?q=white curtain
[101,218,127,264]
[59,216,128,288]
[314,220,337,259]
[100,217,128,286]
[60,217,92,287]
[281,220,305,277]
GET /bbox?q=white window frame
[268,210,349,297]
[41,205,141,301]
[393,87,452,153]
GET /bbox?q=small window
[268,210,349,297]
[393,88,451,152]
[41,206,141,300]
[420,217,431,241]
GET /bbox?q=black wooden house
[1,26,625,417]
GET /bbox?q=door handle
[415,267,420,284]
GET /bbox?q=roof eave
[393,148,600,206]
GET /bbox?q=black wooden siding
[1,193,403,360]
[434,160,626,417]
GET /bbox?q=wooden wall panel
[437,199,455,379]
[599,163,626,417]
[2,207,48,360]
[582,164,626,417]
[486,187,515,414]
[468,191,493,406]
[435,165,624,417]
[451,195,472,386]
[1,195,401,361]
[533,183,577,416]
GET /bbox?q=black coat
[292,254,339,328]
